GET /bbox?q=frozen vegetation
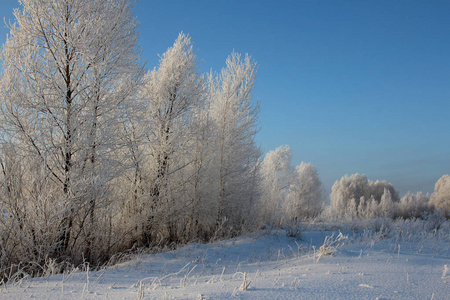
[0,218,448,299]
[0,2,449,299]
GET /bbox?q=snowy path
[1,230,448,299]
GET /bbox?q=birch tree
[138,33,205,245]
[259,145,292,226]
[183,81,215,241]
[0,0,143,263]
[380,188,393,217]
[209,53,260,236]
[286,162,324,220]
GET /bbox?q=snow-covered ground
[1,220,449,299]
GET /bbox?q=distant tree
[380,188,394,217]
[259,145,292,226]
[346,198,358,220]
[430,175,450,216]
[330,174,370,211]
[366,195,380,219]
[329,174,399,219]
[330,190,346,219]
[398,192,430,218]
[286,162,324,220]
[369,180,400,204]
[357,196,367,218]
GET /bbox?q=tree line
[0,0,264,279]
[257,146,449,225]
[0,0,448,282]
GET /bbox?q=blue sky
[1,0,449,196]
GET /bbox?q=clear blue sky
[1,0,449,196]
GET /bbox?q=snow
[1,224,449,299]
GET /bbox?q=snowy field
[1,220,449,299]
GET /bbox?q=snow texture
[1,227,448,299]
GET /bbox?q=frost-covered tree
[330,174,370,209]
[0,0,267,278]
[380,188,394,217]
[136,33,205,245]
[430,175,450,216]
[182,80,215,241]
[0,0,142,265]
[329,174,399,219]
[369,180,399,204]
[357,196,367,219]
[286,162,324,220]
[346,198,358,220]
[209,52,260,236]
[398,192,430,218]
[366,196,380,219]
[259,145,292,226]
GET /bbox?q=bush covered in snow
[324,173,449,221]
